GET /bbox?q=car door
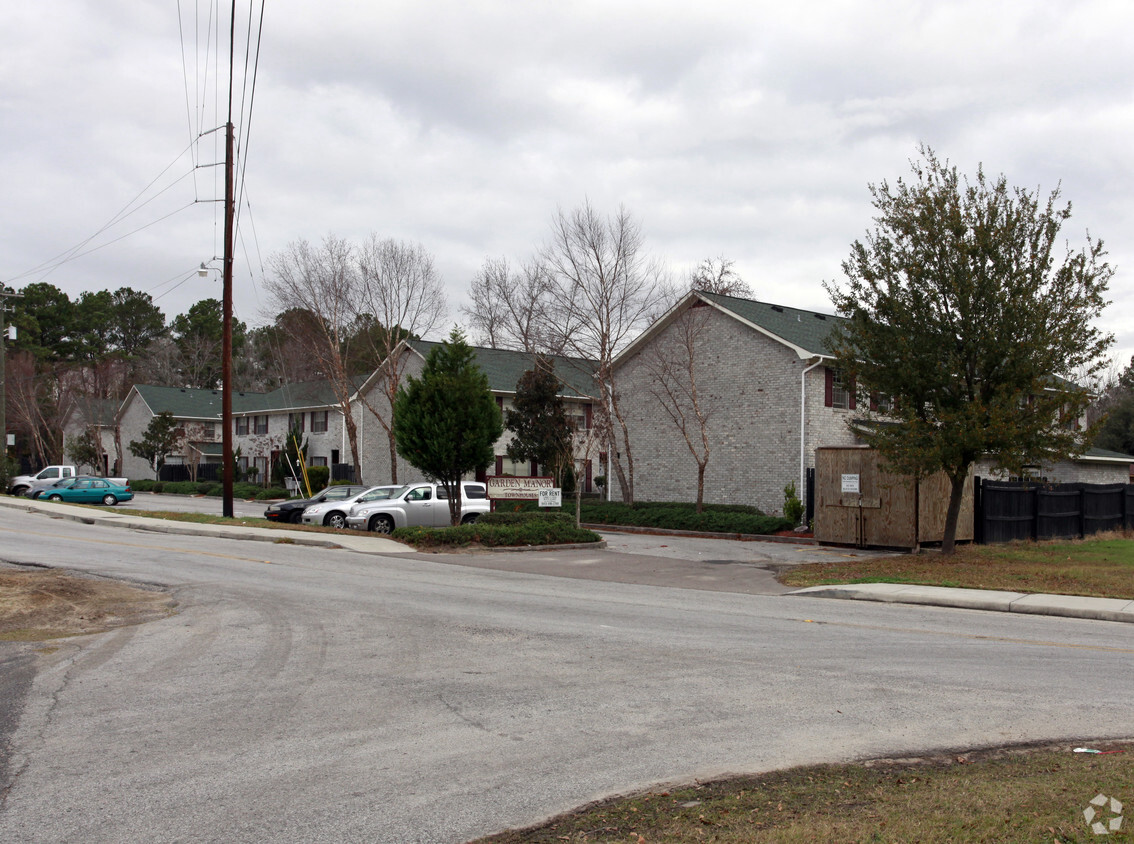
[401,485,438,527]
[69,479,93,502]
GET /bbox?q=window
[825,367,855,410]
[238,456,249,472]
[236,417,249,436]
[311,456,327,467]
[311,411,329,433]
[288,412,305,432]
[202,422,216,440]
[254,415,268,435]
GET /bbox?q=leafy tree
[10,282,77,360]
[504,356,573,482]
[394,328,503,525]
[66,428,106,474]
[108,288,166,359]
[170,298,247,388]
[128,411,180,478]
[1094,356,1134,456]
[825,148,1113,553]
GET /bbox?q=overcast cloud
[2,1,1131,369]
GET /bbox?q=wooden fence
[975,479,1134,543]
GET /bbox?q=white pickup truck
[8,465,128,497]
[344,481,490,533]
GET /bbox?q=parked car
[7,464,78,496]
[345,482,489,534]
[41,477,134,506]
[301,485,402,529]
[27,475,92,499]
[263,484,369,523]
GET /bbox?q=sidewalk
[790,582,1134,624]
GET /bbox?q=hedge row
[392,517,601,548]
[504,499,794,535]
[129,479,288,501]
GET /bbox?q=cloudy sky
[2,1,1132,369]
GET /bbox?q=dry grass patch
[781,533,1134,599]
[476,743,1134,843]
[0,567,176,641]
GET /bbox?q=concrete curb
[789,583,1134,624]
[0,497,605,555]
[583,523,817,545]
[0,497,410,554]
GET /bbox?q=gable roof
[124,384,233,421]
[406,340,598,399]
[696,290,845,357]
[614,289,847,365]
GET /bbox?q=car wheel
[325,512,346,530]
[289,510,304,524]
[48,494,63,502]
[102,494,118,506]
[461,513,479,525]
[369,514,394,534]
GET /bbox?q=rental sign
[486,476,555,500]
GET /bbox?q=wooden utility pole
[0,287,22,475]
[221,2,236,518]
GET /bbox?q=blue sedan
[42,478,134,506]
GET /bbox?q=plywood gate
[814,447,974,549]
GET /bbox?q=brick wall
[613,307,860,514]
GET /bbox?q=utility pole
[1,286,22,478]
[221,1,236,518]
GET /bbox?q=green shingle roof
[132,385,231,419]
[407,340,597,399]
[697,291,846,356]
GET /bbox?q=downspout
[800,358,824,498]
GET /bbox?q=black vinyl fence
[975,478,1134,544]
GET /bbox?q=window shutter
[585,403,593,429]
[869,392,878,412]
[848,376,857,411]
[494,455,503,475]
[824,368,833,407]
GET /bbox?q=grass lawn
[475,743,1133,843]
[110,508,354,535]
[780,534,1134,600]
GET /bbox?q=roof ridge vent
[814,313,827,320]
[771,305,784,313]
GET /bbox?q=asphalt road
[1,506,1132,843]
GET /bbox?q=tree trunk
[343,410,363,486]
[940,471,968,555]
[696,462,706,514]
[387,431,398,484]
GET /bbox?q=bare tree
[640,304,715,512]
[689,256,752,298]
[265,236,366,483]
[354,236,448,483]
[542,202,663,504]
[461,256,557,353]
